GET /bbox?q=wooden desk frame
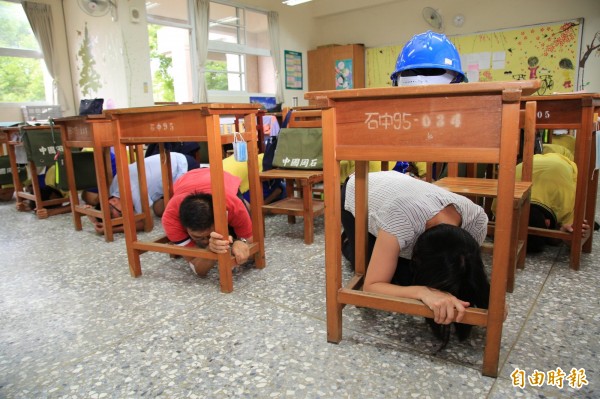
[2,125,71,218]
[521,94,599,270]
[307,81,539,377]
[106,104,265,293]
[53,116,150,242]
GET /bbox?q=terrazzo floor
[0,194,598,399]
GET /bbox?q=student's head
[527,204,557,253]
[179,193,214,248]
[410,224,490,345]
[94,196,123,219]
[391,31,466,87]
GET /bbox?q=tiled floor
[0,195,598,398]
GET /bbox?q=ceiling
[288,0,402,18]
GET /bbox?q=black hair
[527,204,557,253]
[410,224,490,348]
[179,192,214,231]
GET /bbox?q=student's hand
[92,221,105,234]
[421,288,470,324]
[231,239,250,265]
[208,232,232,254]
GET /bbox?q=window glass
[145,0,188,23]
[147,0,275,99]
[148,23,193,103]
[0,0,50,103]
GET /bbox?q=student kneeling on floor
[161,168,253,277]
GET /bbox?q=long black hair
[410,224,490,348]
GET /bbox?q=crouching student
[161,168,253,277]
[88,152,198,234]
[342,171,491,346]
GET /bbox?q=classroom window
[208,2,274,95]
[146,0,193,103]
[0,0,52,104]
[146,0,275,101]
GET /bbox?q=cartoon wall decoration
[366,19,583,95]
[335,59,353,90]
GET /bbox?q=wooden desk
[53,115,150,242]
[521,93,600,270]
[106,103,266,293]
[307,80,539,377]
[1,125,71,218]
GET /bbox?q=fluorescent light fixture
[282,0,312,6]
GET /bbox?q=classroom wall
[1,0,598,123]
[311,0,600,92]
[62,0,154,110]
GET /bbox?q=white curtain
[193,0,210,103]
[268,11,284,104]
[22,1,63,107]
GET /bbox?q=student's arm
[362,229,470,325]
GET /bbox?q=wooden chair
[6,125,71,219]
[259,107,324,244]
[433,101,537,293]
[306,80,540,377]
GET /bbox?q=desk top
[53,115,108,123]
[106,103,261,116]
[305,80,540,102]
[522,92,600,103]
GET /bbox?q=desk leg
[63,145,82,231]
[302,179,314,245]
[583,154,598,254]
[217,252,234,293]
[7,143,25,211]
[115,142,142,277]
[95,148,114,242]
[285,178,296,224]
[28,161,48,219]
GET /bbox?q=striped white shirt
[345,171,488,259]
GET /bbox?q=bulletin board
[366,19,583,95]
[284,50,303,90]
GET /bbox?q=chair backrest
[282,107,322,128]
[425,100,537,182]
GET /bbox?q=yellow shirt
[542,143,574,161]
[222,153,264,194]
[521,153,577,225]
[551,134,576,155]
[492,153,577,225]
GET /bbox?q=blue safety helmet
[391,31,467,86]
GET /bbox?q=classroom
[1,0,599,397]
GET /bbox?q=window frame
[0,0,52,105]
[146,12,196,103]
[206,0,273,97]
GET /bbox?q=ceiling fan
[78,0,118,21]
[422,7,443,31]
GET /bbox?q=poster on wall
[285,50,303,90]
[365,19,583,95]
[335,59,353,90]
